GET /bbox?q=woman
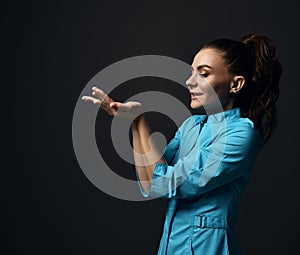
[82,34,282,254]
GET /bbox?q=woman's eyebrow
[191,64,213,71]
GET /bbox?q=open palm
[82,86,142,119]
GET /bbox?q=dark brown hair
[202,34,282,145]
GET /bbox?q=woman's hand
[82,86,116,116]
[109,101,143,120]
[82,86,143,120]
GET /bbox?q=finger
[92,91,105,102]
[82,96,101,105]
[92,87,106,100]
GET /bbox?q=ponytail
[240,34,282,144]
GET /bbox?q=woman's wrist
[131,113,145,128]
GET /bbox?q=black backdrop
[3,0,300,254]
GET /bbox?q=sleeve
[161,129,181,165]
[138,123,262,199]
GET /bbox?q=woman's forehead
[192,48,225,70]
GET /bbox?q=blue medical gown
[135,107,263,255]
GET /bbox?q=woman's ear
[230,76,245,93]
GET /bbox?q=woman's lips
[190,93,203,99]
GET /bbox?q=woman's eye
[199,73,209,77]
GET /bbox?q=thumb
[110,102,121,109]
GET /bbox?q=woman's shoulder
[178,109,262,143]
[226,116,263,147]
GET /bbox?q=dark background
[3,0,300,254]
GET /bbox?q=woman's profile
[82,34,282,254]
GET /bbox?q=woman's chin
[190,102,204,109]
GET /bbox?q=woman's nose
[186,74,198,89]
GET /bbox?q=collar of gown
[192,107,241,124]
[207,107,241,123]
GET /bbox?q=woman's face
[186,48,234,112]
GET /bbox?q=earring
[229,91,236,98]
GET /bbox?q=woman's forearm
[132,114,166,193]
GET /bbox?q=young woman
[82,34,282,254]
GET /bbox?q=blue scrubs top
[136,107,263,255]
